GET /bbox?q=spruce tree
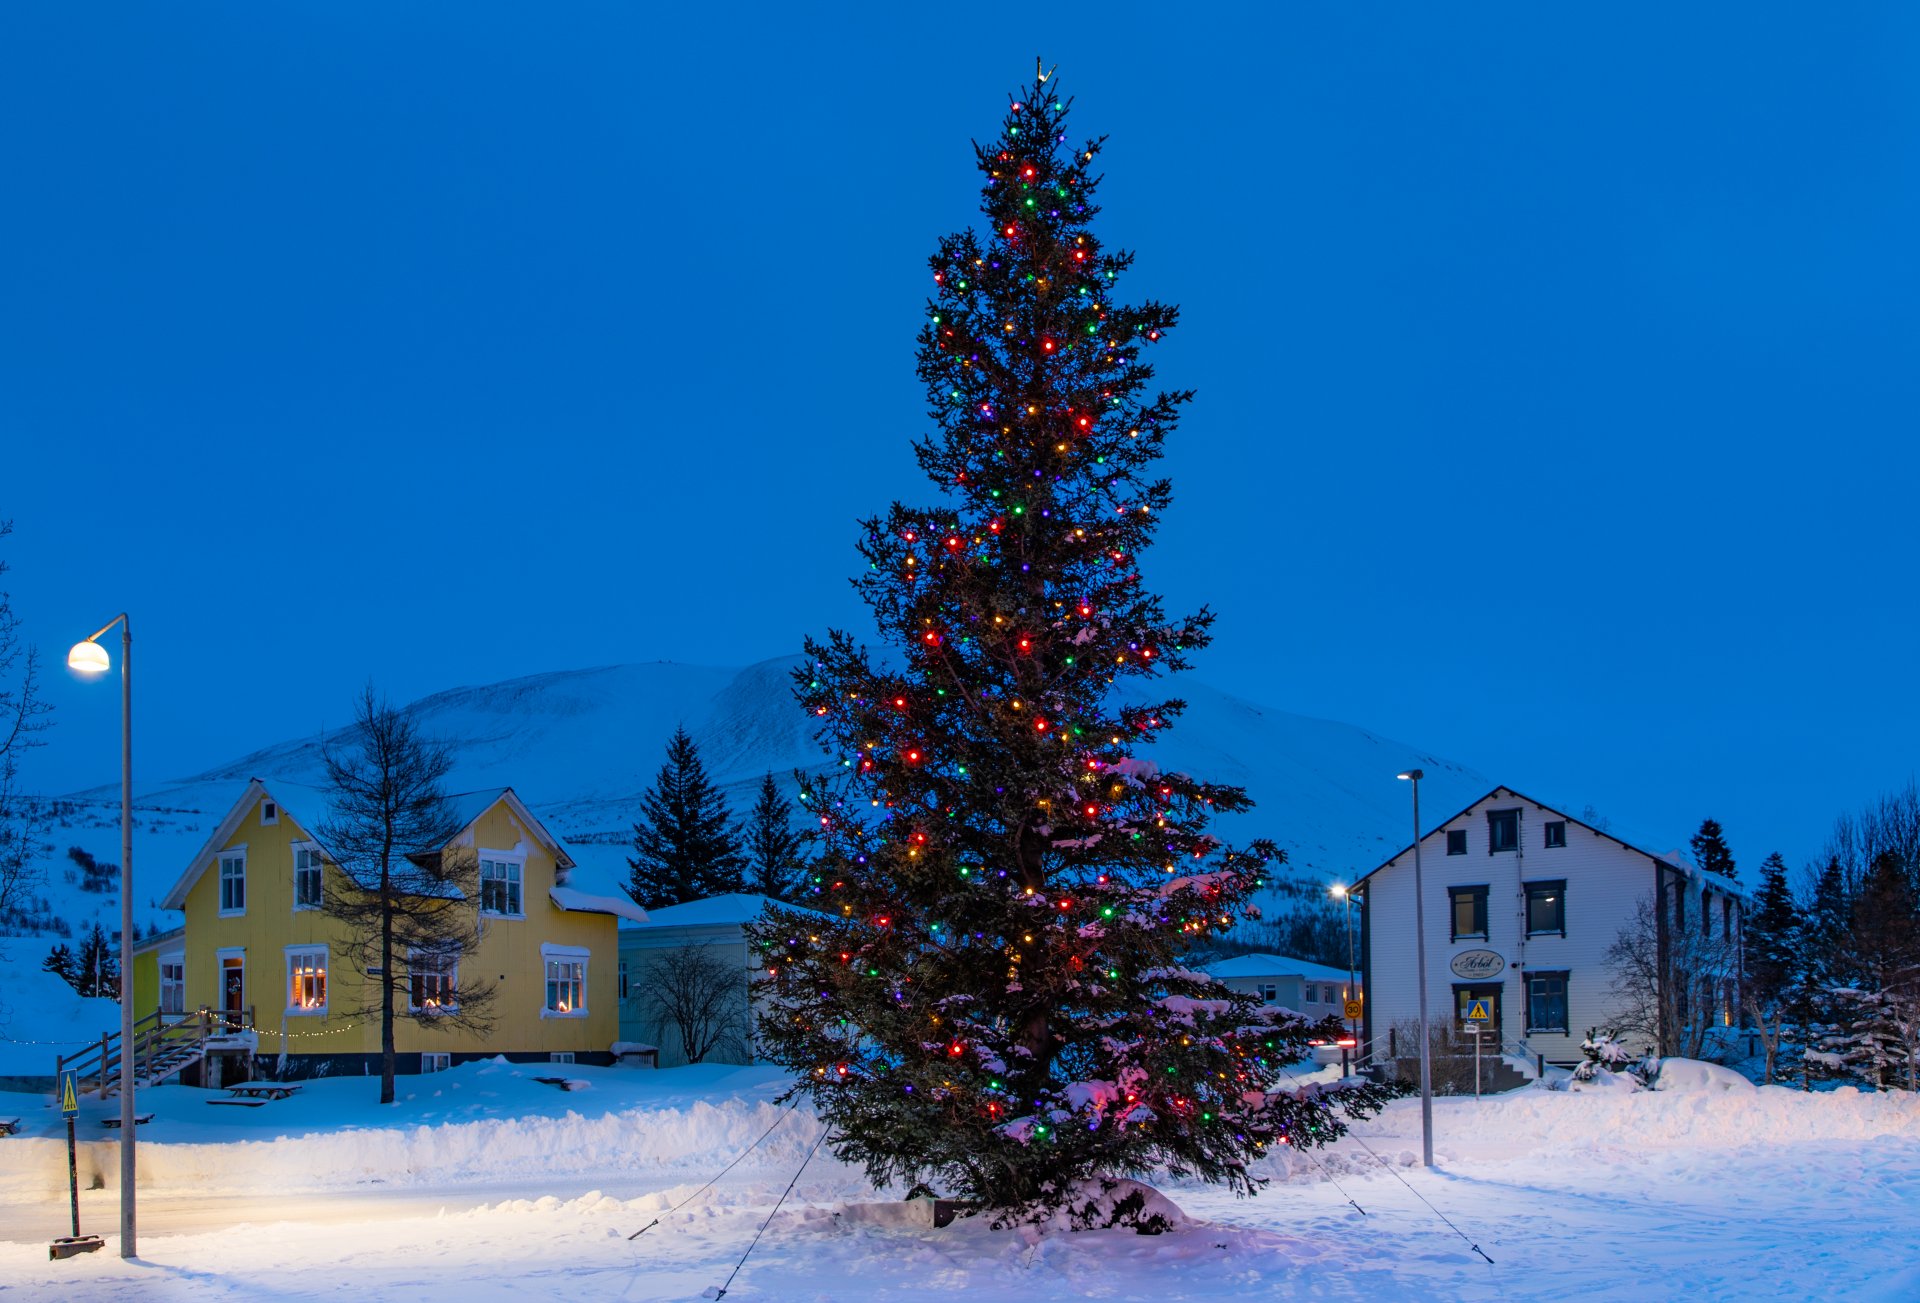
[628,726,745,908]
[1743,851,1800,1082]
[1797,856,1852,1087]
[744,772,809,901]
[748,74,1395,1213]
[1825,851,1920,1090]
[1691,818,1737,881]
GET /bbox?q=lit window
[1525,880,1567,936]
[480,858,524,916]
[286,947,327,1013]
[1543,821,1566,849]
[293,844,324,911]
[544,948,587,1016]
[409,949,457,1012]
[219,851,247,915]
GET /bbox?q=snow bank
[0,939,121,1079]
[1649,1057,1756,1094]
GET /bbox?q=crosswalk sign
[58,1069,79,1116]
[1464,999,1493,1023]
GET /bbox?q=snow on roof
[549,884,648,924]
[1203,953,1354,983]
[626,892,814,929]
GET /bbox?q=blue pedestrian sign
[1464,999,1493,1023]
[58,1069,79,1116]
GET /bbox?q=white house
[1353,786,1743,1071]
[1203,953,1360,1020]
[618,893,806,1068]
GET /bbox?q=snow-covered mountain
[19,655,1488,939]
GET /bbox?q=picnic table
[223,1083,303,1102]
[0,1116,21,1137]
[101,1113,154,1129]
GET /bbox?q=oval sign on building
[1450,949,1505,979]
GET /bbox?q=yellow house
[130,778,644,1082]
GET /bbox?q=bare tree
[637,944,749,1065]
[0,520,52,925]
[320,686,496,1103]
[1605,892,1743,1060]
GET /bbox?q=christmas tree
[749,72,1396,1213]
[628,726,745,908]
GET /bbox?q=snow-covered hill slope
[21,655,1487,939]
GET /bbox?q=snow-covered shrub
[1570,1027,1633,1083]
[1644,1057,1756,1094]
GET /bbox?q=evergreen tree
[748,74,1396,1214]
[743,772,809,901]
[1797,856,1853,1087]
[41,923,119,998]
[1743,851,1799,1082]
[628,727,745,908]
[1690,818,1737,881]
[1822,851,1920,1090]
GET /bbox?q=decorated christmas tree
[748,72,1396,1214]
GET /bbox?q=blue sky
[3,4,1915,876]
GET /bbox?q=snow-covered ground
[2,1061,1917,1301]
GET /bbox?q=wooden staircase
[56,1006,256,1099]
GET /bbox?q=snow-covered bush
[1644,1057,1757,1094]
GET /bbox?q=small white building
[1353,786,1743,1070]
[1203,953,1360,1020]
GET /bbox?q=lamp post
[68,615,135,1258]
[1397,768,1434,1169]
[1330,883,1356,1075]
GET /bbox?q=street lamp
[1397,768,1434,1169]
[68,614,135,1258]
[1330,883,1356,1076]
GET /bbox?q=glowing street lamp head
[1397,768,1423,782]
[68,639,111,675]
[1330,883,1347,899]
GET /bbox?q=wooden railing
[55,1005,256,1098]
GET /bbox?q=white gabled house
[1202,953,1360,1019]
[1353,786,1744,1072]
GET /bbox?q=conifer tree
[744,772,809,901]
[41,923,120,998]
[1743,851,1799,1082]
[1691,818,1737,881]
[628,727,745,908]
[1821,851,1920,1090]
[748,74,1395,1213]
[1796,856,1852,1088]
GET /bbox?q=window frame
[260,800,278,826]
[541,942,589,1018]
[1487,809,1520,854]
[1258,983,1278,1002]
[408,947,460,1014]
[285,944,328,1015]
[1448,885,1490,941]
[421,1052,452,1074]
[292,841,324,912]
[217,847,248,917]
[1445,829,1468,856]
[1524,879,1568,937]
[479,851,527,919]
[159,951,187,1015]
[1543,820,1567,849]
[1526,969,1570,1034]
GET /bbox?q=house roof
[624,892,821,929]
[1350,785,1744,894]
[161,778,579,911]
[1204,952,1355,983]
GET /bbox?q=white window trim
[216,946,246,1019]
[541,942,589,1018]
[421,1052,452,1074]
[260,799,278,826]
[291,841,324,912]
[158,949,187,1015]
[217,846,248,918]
[284,943,329,1016]
[407,946,461,1015]
[478,849,529,920]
